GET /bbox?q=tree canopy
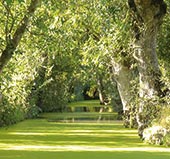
[0,0,169,145]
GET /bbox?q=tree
[78,0,136,122]
[158,0,170,93]
[0,0,41,125]
[128,0,168,136]
[111,57,136,127]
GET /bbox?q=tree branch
[1,1,14,44]
[13,0,40,48]
[0,0,41,72]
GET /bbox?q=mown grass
[0,113,170,159]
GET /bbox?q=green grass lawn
[0,113,170,159]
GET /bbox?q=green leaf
[18,0,25,3]
[5,0,13,5]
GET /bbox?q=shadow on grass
[0,120,142,148]
[0,150,170,159]
[0,116,170,159]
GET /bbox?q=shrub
[163,133,170,147]
[143,106,170,146]
[143,125,167,145]
[159,107,170,130]
[39,74,69,112]
[0,51,43,126]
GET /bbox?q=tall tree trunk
[0,0,40,72]
[111,58,136,128]
[128,0,167,137]
[97,76,105,105]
